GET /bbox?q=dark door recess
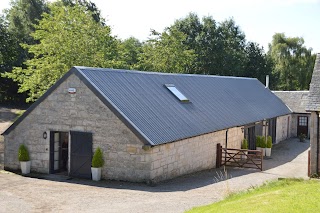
[245,126,256,150]
[297,116,308,137]
[70,131,93,179]
[268,118,277,144]
[50,131,69,174]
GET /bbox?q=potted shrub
[18,144,30,174]
[265,136,272,157]
[299,133,306,142]
[261,136,267,156]
[91,147,104,181]
[256,136,262,152]
[241,138,248,159]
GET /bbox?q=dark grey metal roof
[306,53,320,112]
[273,91,309,114]
[77,67,291,145]
[2,66,291,145]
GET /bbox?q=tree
[217,18,246,76]
[0,0,48,104]
[60,0,104,24]
[4,3,120,102]
[243,42,272,85]
[5,0,49,64]
[137,28,196,73]
[170,14,247,76]
[268,33,316,90]
[0,16,25,103]
[119,37,142,70]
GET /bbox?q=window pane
[299,117,307,126]
[166,85,189,102]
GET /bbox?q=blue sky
[1,0,319,53]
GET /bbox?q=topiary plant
[18,144,30,162]
[260,136,267,148]
[241,138,248,149]
[92,147,104,168]
[267,136,272,148]
[256,136,261,147]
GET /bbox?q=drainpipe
[225,129,228,164]
[317,112,319,174]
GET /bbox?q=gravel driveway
[0,138,309,213]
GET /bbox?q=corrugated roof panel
[77,67,291,145]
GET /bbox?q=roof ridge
[75,66,256,80]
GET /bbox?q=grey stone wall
[4,73,243,182]
[4,73,151,181]
[309,112,318,174]
[290,114,311,138]
[276,115,290,143]
[148,127,243,182]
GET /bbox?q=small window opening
[165,84,189,102]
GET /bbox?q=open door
[49,131,69,174]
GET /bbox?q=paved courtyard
[0,137,309,213]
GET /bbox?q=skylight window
[165,84,189,102]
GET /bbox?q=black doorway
[70,131,92,179]
[49,131,69,174]
[245,126,256,150]
[268,118,277,144]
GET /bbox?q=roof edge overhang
[151,112,293,146]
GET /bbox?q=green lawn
[187,179,320,213]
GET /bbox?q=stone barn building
[307,53,320,175]
[2,67,291,182]
[274,91,310,138]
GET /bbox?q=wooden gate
[216,144,263,171]
[70,131,93,179]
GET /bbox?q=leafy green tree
[119,37,142,69]
[217,18,246,76]
[137,28,196,73]
[0,16,25,103]
[243,42,272,85]
[60,0,104,24]
[268,33,316,90]
[5,0,49,64]
[170,14,247,76]
[0,0,48,104]
[4,3,120,102]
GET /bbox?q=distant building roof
[273,91,309,114]
[3,67,291,145]
[306,53,320,111]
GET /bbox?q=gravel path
[0,138,309,213]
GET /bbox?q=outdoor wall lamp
[43,131,47,139]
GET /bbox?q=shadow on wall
[6,137,309,192]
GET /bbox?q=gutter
[225,129,228,164]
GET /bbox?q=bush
[267,136,273,148]
[261,136,267,148]
[92,147,104,168]
[241,138,248,149]
[299,133,306,141]
[18,144,30,161]
[256,136,261,147]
